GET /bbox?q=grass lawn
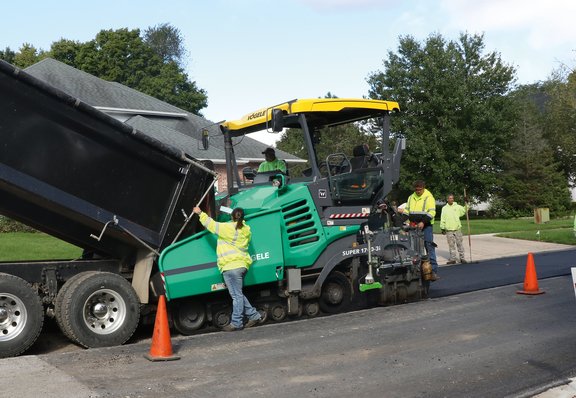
[498,228,576,245]
[433,217,574,235]
[0,232,82,262]
[1,217,575,262]
[431,217,575,246]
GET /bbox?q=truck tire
[0,273,44,358]
[54,271,99,344]
[319,271,352,314]
[59,272,140,348]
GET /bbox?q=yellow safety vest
[199,212,252,273]
[405,189,436,225]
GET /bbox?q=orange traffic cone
[144,295,180,361]
[517,252,545,295]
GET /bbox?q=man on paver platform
[440,194,468,264]
[399,180,438,280]
[258,147,286,173]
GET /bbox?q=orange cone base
[144,352,181,362]
[517,289,545,295]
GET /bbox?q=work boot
[222,324,241,332]
[460,258,468,263]
[244,316,262,329]
[446,260,456,265]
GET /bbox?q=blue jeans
[423,225,438,273]
[222,267,260,328]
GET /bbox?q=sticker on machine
[211,283,226,291]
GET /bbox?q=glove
[441,229,446,235]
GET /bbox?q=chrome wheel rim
[0,293,28,342]
[83,289,127,335]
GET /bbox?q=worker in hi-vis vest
[399,180,438,280]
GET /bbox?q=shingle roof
[24,58,301,163]
[25,59,184,113]
[124,115,226,160]
[147,116,301,161]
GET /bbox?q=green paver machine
[159,98,430,333]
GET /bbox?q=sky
[2,0,575,145]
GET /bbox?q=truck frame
[0,60,216,357]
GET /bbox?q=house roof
[124,115,227,162]
[24,58,300,163]
[25,59,184,113]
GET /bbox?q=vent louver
[282,199,319,247]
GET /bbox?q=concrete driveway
[434,233,574,265]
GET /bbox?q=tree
[49,39,82,66]
[541,68,576,186]
[0,47,16,64]
[366,33,517,200]
[13,43,44,68]
[494,87,571,215]
[46,27,207,114]
[143,23,186,66]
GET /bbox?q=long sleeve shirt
[199,212,252,273]
[440,202,467,231]
[405,189,436,225]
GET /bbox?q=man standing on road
[399,180,438,280]
[440,194,468,264]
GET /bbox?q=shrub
[0,216,36,233]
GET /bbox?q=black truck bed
[0,60,214,259]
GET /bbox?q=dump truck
[0,59,216,357]
[159,98,432,334]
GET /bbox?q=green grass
[433,217,574,235]
[498,229,576,245]
[1,216,575,262]
[0,232,82,262]
[431,217,575,246]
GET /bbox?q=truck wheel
[172,299,206,335]
[54,271,99,343]
[320,271,352,314]
[59,272,140,348]
[0,273,44,358]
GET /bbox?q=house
[24,58,304,192]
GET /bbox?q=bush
[486,197,531,219]
[0,216,36,233]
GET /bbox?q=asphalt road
[4,248,576,398]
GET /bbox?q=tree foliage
[12,43,45,68]
[143,23,186,66]
[493,86,571,215]
[0,47,16,64]
[541,68,576,186]
[2,25,207,115]
[367,33,517,200]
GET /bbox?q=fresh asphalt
[3,235,576,398]
[432,233,576,297]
